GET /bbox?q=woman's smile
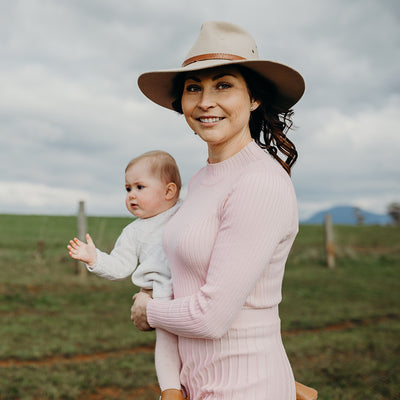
[198,116,225,123]
[197,116,226,128]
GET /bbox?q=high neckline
[202,141,266,185]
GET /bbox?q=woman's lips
[198,117,224,123]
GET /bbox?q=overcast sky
[1,0,399,220]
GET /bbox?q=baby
[68,150,185,400]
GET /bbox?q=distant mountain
[301,205,391,225]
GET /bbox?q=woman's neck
[207,135,253,164]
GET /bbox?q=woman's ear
[250,99,261,111]
[165,183,178,200]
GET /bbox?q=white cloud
[293,95,400,219]
[0,181,91,215]
[0,0,399,220]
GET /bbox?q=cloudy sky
[1,0,399,220]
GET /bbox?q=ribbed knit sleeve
[147,154,297,339]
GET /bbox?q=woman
[132,21,317,400]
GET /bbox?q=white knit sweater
[87,201,181,298]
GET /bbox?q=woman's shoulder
[187,165,208,187]
[243,149,291,180]
[234,151,295,197]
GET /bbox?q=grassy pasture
[0,214,399,399]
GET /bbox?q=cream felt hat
[138,21,305,111]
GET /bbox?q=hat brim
[138,58,305,111]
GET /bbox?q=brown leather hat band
[182,53,246,67]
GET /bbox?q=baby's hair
[126,150,182,196]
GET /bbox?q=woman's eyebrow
[212,73,236,81]
[185,72,237,82]
[185,75,201,82]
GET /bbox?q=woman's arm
[137,170,297,339]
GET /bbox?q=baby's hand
[67,233,97,266]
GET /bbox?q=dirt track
[1,313,396,369]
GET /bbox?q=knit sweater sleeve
[147,168,297,339]
[87,223,138,281]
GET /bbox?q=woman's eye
[217,82,232,90]
[185,84,201,92]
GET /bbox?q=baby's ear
[165,182,178,200]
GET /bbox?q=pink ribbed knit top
[147,141,298,399]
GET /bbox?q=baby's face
[125,160,168,219]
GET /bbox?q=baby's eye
[125,187,131,192]
[137,185,144,190]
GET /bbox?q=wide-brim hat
[138,21,305,111]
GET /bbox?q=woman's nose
[197,88,216,110]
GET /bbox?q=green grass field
[0,214,399,399]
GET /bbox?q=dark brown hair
[171,65,297,175]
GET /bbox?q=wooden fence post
[77,200,87,278]
[324,213,335,269]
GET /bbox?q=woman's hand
[131,289,153,331]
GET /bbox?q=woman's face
[181,66,259,162]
